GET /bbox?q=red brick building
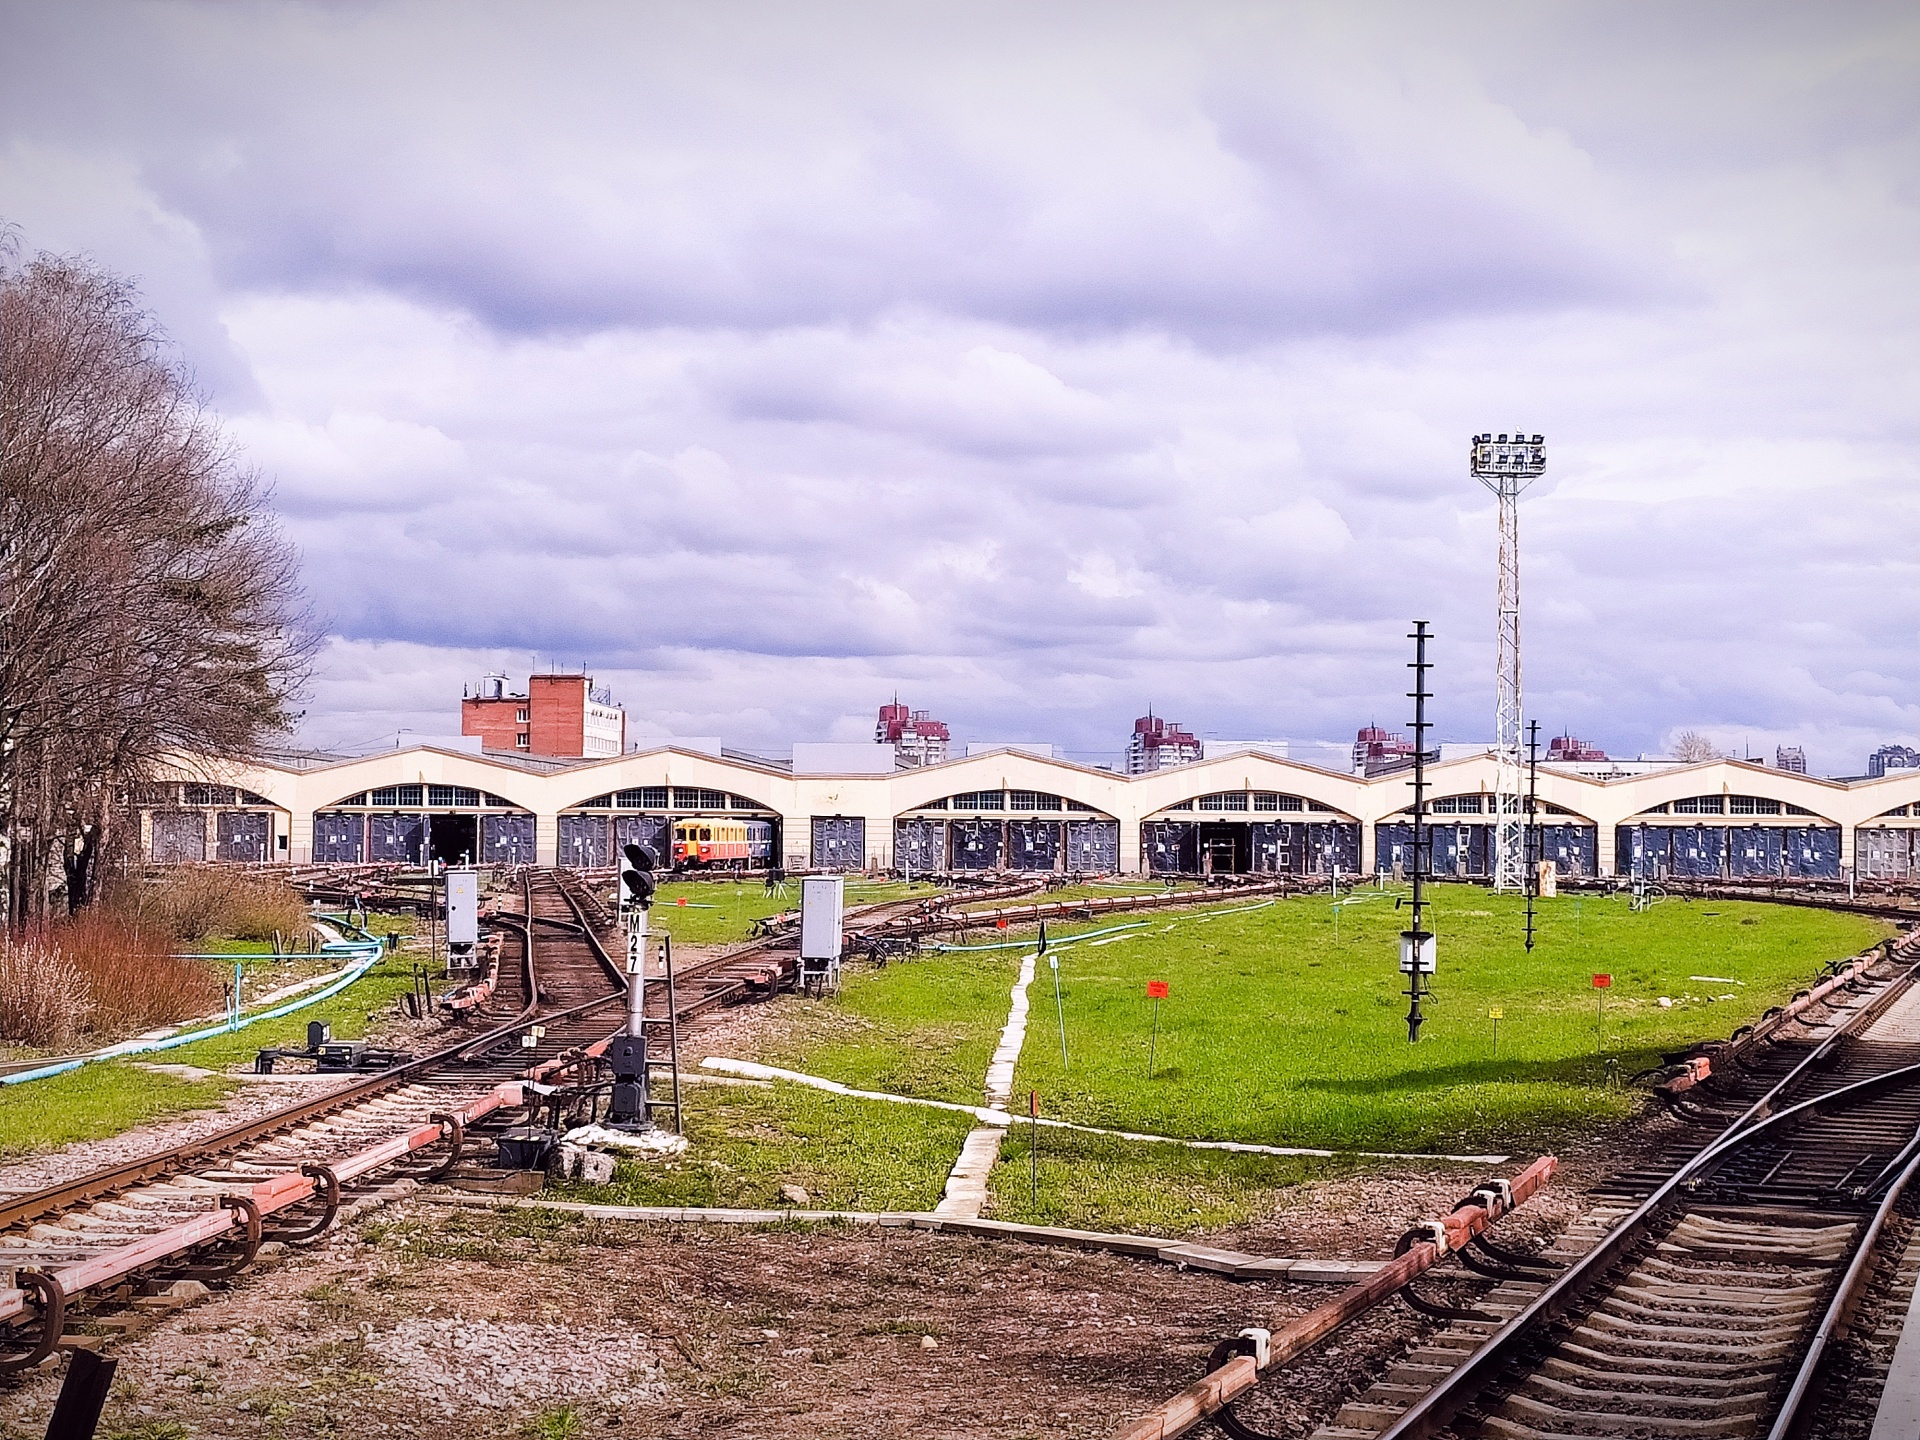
[461,673,626,758]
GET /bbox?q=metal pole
[1052,957,1068,1067]
[663,932,682,1134]
[1471,434,1545,891]
[1524,720,1541,952]
[626,904,650,1119]
[1407,620,1432,1043]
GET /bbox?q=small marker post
[1041,922,1067,1066]
[1593,973,1611,1053]
[1146,980,1169,1076]
[1489,1005,1503,1056]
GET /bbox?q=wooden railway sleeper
[0,1269,65,1372]
[274,1164,342,1242]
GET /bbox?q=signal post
[607,842,657,1130]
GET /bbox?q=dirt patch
[0,1185,1528,1440]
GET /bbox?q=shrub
[0,934,93,1048]
[113,867,310,944]
[0,915,221,1046]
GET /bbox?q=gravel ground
[0,1070,362,1198]
[0,1159,1581,1440]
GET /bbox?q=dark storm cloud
[2,0,1915,768]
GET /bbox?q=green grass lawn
[645,878,946,947]
[625,885,1886,1231]
[0,952,423,1157]
[758,953,1021,1105]
[0,1062,235,1159]
[986,1123,1356,1232]
[1007,885,1889,1153]
[553,1081,974,1212]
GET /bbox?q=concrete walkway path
[935,952,1038,1217]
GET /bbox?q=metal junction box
[799,875,845,961]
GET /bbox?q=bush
[113,867,310,944]
[0,934,92,1048]
[0,916,222,1047]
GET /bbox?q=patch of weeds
[0,1062,233,1159]
[857,1317,946,1338]
[101,1424,191,1440]
[300,1279,359,1323]
[988,1126,1354,1235]
[524,1405,584,1440]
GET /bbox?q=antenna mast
[1471,432,1546,891]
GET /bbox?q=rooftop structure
[1353,724,1417,776]
[1548,734,1608,763]
[461,672,626,759]
[875,700,951,768]
[1870,744,1920,779]
[1776,745,1808,774]
[1127,713,1200,775]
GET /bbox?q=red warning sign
[995,917,1008,929]
[1147,980,1170,999]
[1592,973,1612,989]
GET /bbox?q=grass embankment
[578,885,1887,1233]
[574,941,1015,1211]
[1007,886,1889,1155]
[0,926,419,1160]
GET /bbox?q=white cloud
[2,0,1915,773]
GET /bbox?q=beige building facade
[137,743,1920,881]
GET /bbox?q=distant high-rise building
[1548,734,1608,763]
[875,700,950,767]
[1352,724,1416,776]
[1127,713,1201,775]
[1869,744,1920,778]
[1775,745,1808,774]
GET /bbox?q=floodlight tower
[1471,432,1547,892]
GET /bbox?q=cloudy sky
[5,1,1916,772]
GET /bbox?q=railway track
[1303,930,1920,1440]
[0,865,950,1372]
[0,869,633,1371]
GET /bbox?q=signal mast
[606,842,657,1129]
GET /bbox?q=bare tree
[1,250,314,922]
[1670,730,1723,763]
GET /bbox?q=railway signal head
[619,842,656,911]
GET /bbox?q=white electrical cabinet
[799,875,845,961]
[447,870,480,948]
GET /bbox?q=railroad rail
[0,869,631,1371]
[1364,932,1920,1440]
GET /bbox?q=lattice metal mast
[1470,432,1546,892]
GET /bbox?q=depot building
[135,742,1920,882]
